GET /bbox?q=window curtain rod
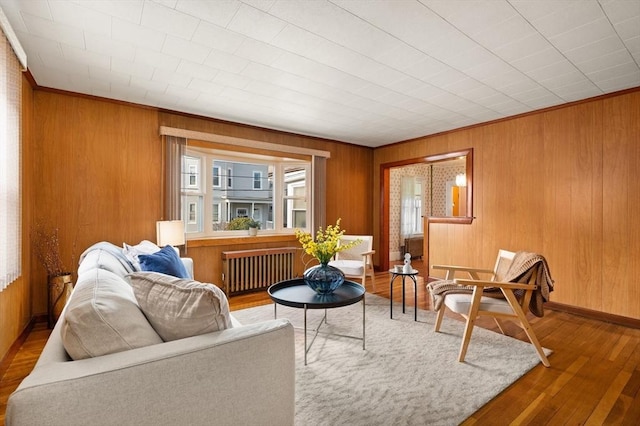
[160,126,331,159]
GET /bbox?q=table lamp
[156,220,185,247]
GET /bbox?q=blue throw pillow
[138,245,190,279]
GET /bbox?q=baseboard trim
[545,301,640,329]
[0,317,36,380]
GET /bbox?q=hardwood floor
[2,261,639,424]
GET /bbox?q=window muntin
[181,148,310,238]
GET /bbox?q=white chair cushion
[444,293,515,315]
[328,259,364,276]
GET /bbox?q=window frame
[181,146,312,239]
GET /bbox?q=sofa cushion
[61,268,163,360]
[138,245,190,279]
[127,272,232,341]
[122,239,160,270]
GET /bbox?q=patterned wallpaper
[388,160,465,261]
[431,161,465,217]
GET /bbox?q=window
[253,171,262,190]
[180,146,311,238]
[183,156,200,190]
[212,166,220,187]
[0,24,24,291]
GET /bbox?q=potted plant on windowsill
[246,218,261,236]
[32,223,74,328]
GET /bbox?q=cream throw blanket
[427,252,554,317]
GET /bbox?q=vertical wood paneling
[542,103,603,311]
[31,92,162,314]
[602,92,640,318]
[373,88,640,320]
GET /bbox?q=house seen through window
[181,146,310,238]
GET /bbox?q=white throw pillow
[61,268,164,360]
[127,272,232,341]
[122,240,160,270]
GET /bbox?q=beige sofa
[6,243,295,426]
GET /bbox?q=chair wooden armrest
[432,264,494,280]
[361,250,375,256]
[454,279,535,290]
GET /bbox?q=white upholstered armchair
[329,235,376,291]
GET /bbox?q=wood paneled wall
[373,88,640,320]
[18,92,372,317]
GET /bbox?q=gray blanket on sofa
[78,241,136,273]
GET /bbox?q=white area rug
[232,293,550,426]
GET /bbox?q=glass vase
[303,262,345,295]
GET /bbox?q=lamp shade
[156,220,185,247]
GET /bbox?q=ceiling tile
[71,0,144,25]
[3,0,638,147]
[111,17,166,51]
[111,55,154,79]
[21,12,85,48]
[85,32,136,61]
[204,49,249,74]
[191,20,244,53]
[175,0,241,28]
[141,1,199,39]
[162,35,210,63]
[135,48,181,71]
[49,0,111,36]
[227,3,286,42]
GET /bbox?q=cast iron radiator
[404,236,424,259]
[222,247,297,295]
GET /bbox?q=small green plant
[226,217,260,230]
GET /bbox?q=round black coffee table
[268,278,365,365]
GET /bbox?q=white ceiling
[1,0,639,147]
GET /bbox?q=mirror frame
[378,148,473,272]
[424,148,474,224]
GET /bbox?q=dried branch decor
[32,224,69,277]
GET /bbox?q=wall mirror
[381,148,473,269]
[422,148,473,224]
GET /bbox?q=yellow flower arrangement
[295,219,360,264]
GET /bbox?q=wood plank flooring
[2,261,639,424]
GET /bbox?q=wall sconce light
[156,220,185,247]
[455,173,467,187]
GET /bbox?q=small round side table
[388,268,419,321]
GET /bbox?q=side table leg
[402,276,406,314]
[304,304,308,366]
[362,294,366,350]
[412,275,418,321]
[389,274,394,319]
